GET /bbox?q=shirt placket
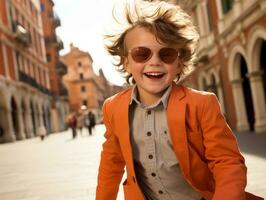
[144,108,171,200]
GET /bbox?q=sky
[53,0,131,86]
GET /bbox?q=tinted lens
[159,48,179,64]
[130,47,152,63]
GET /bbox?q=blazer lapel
[167,84,191,180]
[115,89,136,175]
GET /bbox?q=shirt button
[151,172,156,177]
[147,110,151,115]
[147,131,152,136]
[158,190,163,194]
[148,154,153,159]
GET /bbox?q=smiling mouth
[144,72,165,79]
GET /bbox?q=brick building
[145,0,266,133]
[40,0,69,132]
[62,44,123,121]
[0,0,68,143]
[171,0,266,133]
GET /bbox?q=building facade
[62,44,123,121]
[146,0,266,133]
[176,0,266,133]
[0,0,68,143]
[40,0,69,132]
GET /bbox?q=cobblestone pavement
[0,125,265,200]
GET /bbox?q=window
[82,100,87,106]
[79,73,84,80]
[77,61,82,67]
[221,0,233,14]
[15,51,21,70]
[46,53,51,62]
[40,3,45,12]
[81,85,86,92]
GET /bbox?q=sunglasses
[128,46,179,64]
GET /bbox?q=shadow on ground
[235,131,266,158]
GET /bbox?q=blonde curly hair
[105,0,199,84]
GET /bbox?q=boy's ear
[124,56,132,74]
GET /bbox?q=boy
[96,1,263,200]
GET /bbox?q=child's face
[124,27,181,105]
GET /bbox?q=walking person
[37,125,47,141]
[67,112,77,139]
[77,112,85,136]
[95,1,263,200]
[87,111,96,135]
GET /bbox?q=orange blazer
[96,83,263,200]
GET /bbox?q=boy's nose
[148,52,163,65]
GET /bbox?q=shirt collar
[130,84,172,109]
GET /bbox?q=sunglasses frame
[127,46,180,64]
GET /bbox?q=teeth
[145,72,163,76]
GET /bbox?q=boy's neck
[136,87,169,107]
[139,95,161,106]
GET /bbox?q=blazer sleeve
[200,94,247,200]
[96,99,126,200]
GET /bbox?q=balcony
[56,61,67,76]
[53,13,61,27]
[45,35,64,50]
[19,71,51,95]
[59,87,68,97]
[13,22,31,47]
[56,36,64,50]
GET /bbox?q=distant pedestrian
[77,112,85,136]
[87,111,96,135]
[67,113,77,139]
[37,125,46,141]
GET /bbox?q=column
[195,2,208,36]
[39,109,44,127]
[29,109,36,137]
[231,79,249,131]
[216,83,226,115]
[16,107,26,140]
[34,110,40,136]
[25,109,34,138]
[51,108,59,132]
[233,0,242,18]
[202,0,211,33]
[2,108,16,142]
[1,43,10,78]
[247,71,266,133]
